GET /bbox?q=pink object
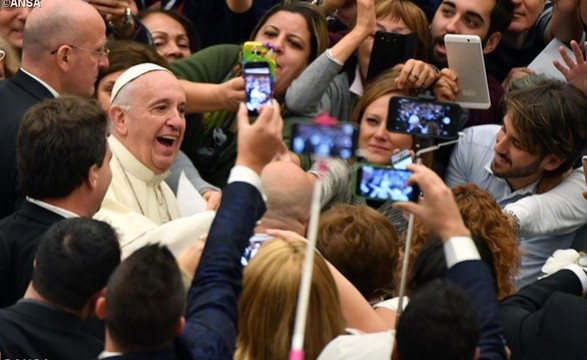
[313,112,338,126]
[289,350,304,360]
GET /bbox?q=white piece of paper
[527,38,570,82]
[177,171,207,217]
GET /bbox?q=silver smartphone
[445,34,491,110]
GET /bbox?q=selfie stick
[394,132,465,321]
[289,160,326,360]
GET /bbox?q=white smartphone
[444,34,491,110]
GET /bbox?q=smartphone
[242,41,276,80]
[366,31,418,83]
[445,34,491,110]
[352,163,419,202]
[386,96,461,140]
[241,234,272,266]
[391,149,413,170]
[243,61,273,115]
[290,121,357,159]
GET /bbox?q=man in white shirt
[445,79,587,288]
[94,63,215,258]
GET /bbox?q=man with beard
[445,79,587,289]
[429,0,514,128]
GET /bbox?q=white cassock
[94,136,215,259]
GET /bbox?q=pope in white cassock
[94,63,214,258]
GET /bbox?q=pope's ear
[109,105,128,136]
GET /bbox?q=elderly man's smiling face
[111,70,186,174]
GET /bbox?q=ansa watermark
[1,0,41,8]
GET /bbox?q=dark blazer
[0,201,65,307]
[499,269,587,360]
[0,70,55,219]
[447,260,506,360]
[101,348,177,360]
[0,299,103,360]
[176,180,265,360]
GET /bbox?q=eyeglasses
[50,44,110,58]
[0,49,5,61]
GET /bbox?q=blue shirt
[445,125,580,289]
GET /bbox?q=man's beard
[490,157,542,180]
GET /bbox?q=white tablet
[445,34,491,110]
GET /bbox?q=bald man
[255,161,313,236]
[0,0,109,218]
[94,63,214,259]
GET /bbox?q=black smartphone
[366,31,417,83]
[353,163,419,202]
[387,96,462,140]
[243,61,273,115]
[290,121,357,159]
[391,149,413,170]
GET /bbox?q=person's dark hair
[32,218,120,311]
[503,79,587,177]
[17,96,109,199]
[106,244,186,352]
[250,1,328,64]
[487,0,514,36]
[317,204,399,300]
[138,9,201,53]
[96,40,169,88]
[396,279,481,360]
[407,234,498,295]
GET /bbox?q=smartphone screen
[241,234,272,266]
[387,96,461,139]
[243,62,273,115]
[353,164,419,202]
[290,122,357,159]
[366,32,417,83]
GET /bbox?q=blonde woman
[0,35,20,80]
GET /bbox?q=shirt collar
[20,67,60,98]
[483,161,538,198]
[25,198,80,218]
[349,64,364,97]
[109,135,170,186]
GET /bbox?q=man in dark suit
[499,263,587,360]
[94,100,284,360]
[394,164,505,360]
[0,217,120,360]
[0,96,112,307]
[0,0,109,218]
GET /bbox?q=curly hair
[397,183,520,299]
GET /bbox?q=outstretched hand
[433,68,459,102]
[236,100,285,175]
[554,40,587,95]
[392,164,470,241]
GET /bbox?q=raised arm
[546,0,584,43]
[285,0,374,119]
[178,101,284,360]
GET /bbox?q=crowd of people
[1,0,587,359]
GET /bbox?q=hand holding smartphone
[353,163,419,202]
[366,32,417,82]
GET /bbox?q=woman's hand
[432,68,459,102]
[395,60,438,91]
